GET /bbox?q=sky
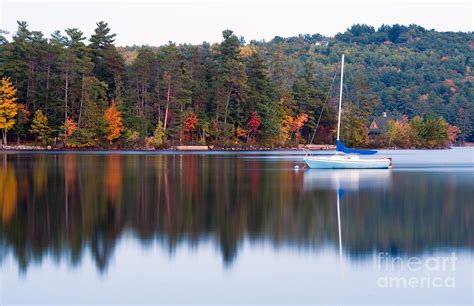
[0,0,472,46]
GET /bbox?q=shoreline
[0,144,467,152]
[0,145,331,152]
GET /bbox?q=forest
[0,21,472,149]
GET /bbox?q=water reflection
[303,169,392,191]
[0,153,472,274]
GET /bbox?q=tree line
[0,22,472,148]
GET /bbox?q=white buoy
[294,165,300,170]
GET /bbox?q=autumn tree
[247,111,261,142]
[104,101,124,143]
[184,112,198,142]
[153,120,165,147]
[282,113,309,145]
[29,109,51,145]
[62,117,77,146]
[236,127,246,139]
[384,120,411,148]
[0,77,18,145]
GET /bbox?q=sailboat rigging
[304,54,391,169]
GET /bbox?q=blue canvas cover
[336,140,378,155]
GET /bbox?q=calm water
[0,148,473,304]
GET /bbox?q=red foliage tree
[248,112,261,133]
[247,111,261,143]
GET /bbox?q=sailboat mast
[336,54,345,141]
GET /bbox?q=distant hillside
[120,24,474,142]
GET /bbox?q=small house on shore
[368,112,402,135]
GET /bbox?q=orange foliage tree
[104,102,124,143]
[236,127,246,138]
[63,117,77,146]
[184,112,198,141]
[64,117,77,137]
[282,113,308,144]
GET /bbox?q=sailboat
[304,55,391,169]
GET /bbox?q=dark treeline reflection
[0,153,472,273]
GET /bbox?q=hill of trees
[0,22,472,148]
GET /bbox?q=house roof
[369,115,400,133]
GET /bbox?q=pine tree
[0,77,18,145]
[455,108,471,143]
[89,21,124,99]
[13,103,30,144]
[29,109,51,145]
[217,30,247,126]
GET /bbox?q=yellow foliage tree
[0,77,18,145]
[29,110,52,145]
[104,102,124,143]
[281,113,309,145]
[239,45,256,58]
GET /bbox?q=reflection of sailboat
[304,54,391,169]
[303,169,392,191]
[337,188,344,278]
[303,169,392,278]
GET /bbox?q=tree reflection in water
[0,153,472,273]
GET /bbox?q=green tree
[217,30,247,127]
[89,21,125,99]
[455,108,471,143]
[67,76,108,147]
[340,103,369,147]
[29,109,51,144]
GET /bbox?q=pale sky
[0,0,472,46]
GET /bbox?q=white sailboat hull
[304,155,391,169]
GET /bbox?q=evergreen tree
[217,30,247,126]
[89,21,124,99]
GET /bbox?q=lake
[1,148,473,304]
